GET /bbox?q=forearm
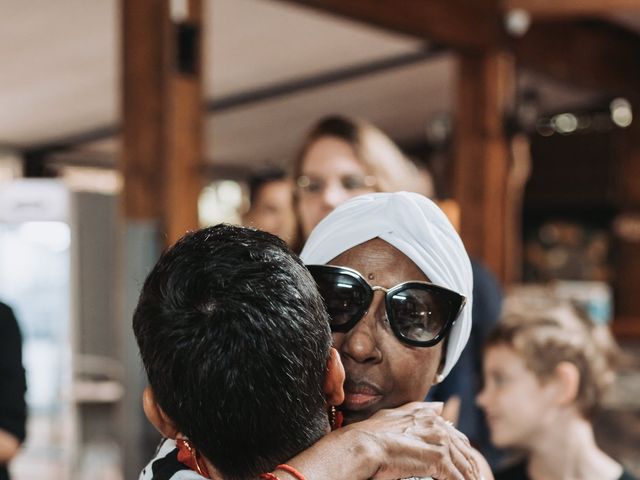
[280,401,489,480]
[284,428,378,480]
[0,429,20,464]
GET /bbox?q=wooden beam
[119,3,205,479]
[120,0,204,245]
[120,3,167,478]
[277,0,504,51]
[163,0,205,245]
[279,1,640,97]
[120,0,165,220]
[612,317,640,339]
[452,50,515,284]
[617,105,640,209]
[512,20,640,97]
[613,103,640,327]
[503,0,640,17]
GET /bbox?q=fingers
[371,434,466,480]
[405,425,477,479]
[394,416,481,480]
[440,419,480,480]
[351,402,485,480]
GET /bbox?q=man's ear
[143,386,180,439]
[551,361,580,407]
[323,347,345,406]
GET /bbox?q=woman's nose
[338,293,385,364]
[320,180,350,210]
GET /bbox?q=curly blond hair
[486,302,619,418]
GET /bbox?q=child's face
[476,344,556,449]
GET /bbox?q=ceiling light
[552,113,578,134]
[610,98,632,128]
[504,9,531,37]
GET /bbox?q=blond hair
[486,302,618,418]
[293,115,431,197]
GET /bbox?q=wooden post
[119,1,204,477]
[119,2,167,476]
[121,0,204,246]
[120,0,165,222]
[612,101,640,337]
[163,0,204,245]
[452,50,515,284]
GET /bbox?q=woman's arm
[281,402,485,480]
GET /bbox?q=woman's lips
[342,381,383,411]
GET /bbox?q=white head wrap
[300,191,473,379]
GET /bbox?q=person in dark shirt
[427,259,503,465]
[0,302,27,480]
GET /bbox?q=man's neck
[203,458,222,480]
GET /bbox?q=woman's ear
[143,386,180,439]
[433,340,448,385]
[552,361,581,407]
[323,347,345,406]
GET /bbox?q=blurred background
[0,0,639,478]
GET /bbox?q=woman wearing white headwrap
[301,192,490,479]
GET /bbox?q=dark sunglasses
[307,264,466,347]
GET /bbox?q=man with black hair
[135,224,342,479]
[135,224,481,480]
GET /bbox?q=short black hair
[133,224,332,479]
[247,168,288,206]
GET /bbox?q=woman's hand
[285,402,488,480]
[351,402,481,480]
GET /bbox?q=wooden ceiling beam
[279,1,640,96]
[512,20,640,97]
[503,0,640,17]
[278,0,504,51]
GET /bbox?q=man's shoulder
[139,439,205,480]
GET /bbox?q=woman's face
[476,344,556,449]
[329,238,444,425]
[297,136,376,239]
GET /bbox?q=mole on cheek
[367,272,375,281]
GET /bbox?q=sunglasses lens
[311,271,366,328]
[389,288,453,343]
[309,266,463,346]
